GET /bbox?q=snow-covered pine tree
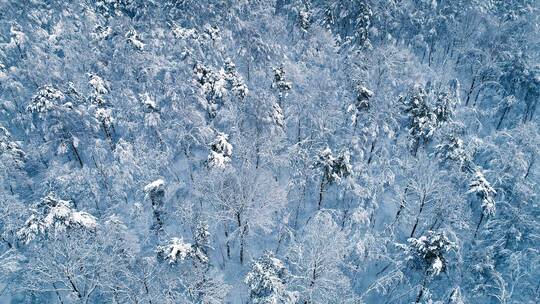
[88,74,114,145]
[208,132,233,168]
[354,2,373,49]
[298,3,311,33]
[435,131,472,171]
[316,147,353,209]
[269,102,285,129]
[245,251,295,304]
[194,59,248,118]
[125,29,145,51]
[224,57,249,100]
[348,83,374,127]
[27,85,88,167]
[467,168,496,236]
[401,84,438,156]
[156,237,193,264]
[271,65,292,102]
[193,220,211,264]
[0,124,25,168]
[404,230,457,303]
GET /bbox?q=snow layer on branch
[157,237,193,264]
[144,179,165,193]
[17,194,97,244]
[88,74,109,95]
[27,85,64,113]
[468,169,496,216]
[208,132,233,168]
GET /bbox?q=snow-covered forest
[0,0,539,303]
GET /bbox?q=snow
[17,195,97,243]
[432,257,443,276]
[157,237,193,263]
[144,179,165,193]
[95,108,113,126]
[2,2,538,303]
[172,26,197,40]
[468,169,497,216]
[208,132,233,168]
[270,102,284,128]
[126,30,145,50]
[71,211,98,230]
[27,86,64,113]
[88,74,109,95]
[140,93,158,111]
[208,150,230,168]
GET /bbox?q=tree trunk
[52,283,65,304]
[318,176,326,210]
[151,198,164,235]
[224,225,230,260]
[412,139,420,157]
[410,193,426,238]
[415,276,428,303]
[240,225,247,264]
[71,140,83,168]
[394,185,410,224]
[496,106,510,130]
[524,157,534,179]
[465,76,476,106]
[474,212,485,239]
[367,140,377,164]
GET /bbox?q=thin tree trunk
[318,176,326,210]
[410,193,426,238]
[52,283,65,304]
[394,185,409,225]
[224,225,230,260]
[71,140,83,168]
[415,275,428,303]
[143,279,153,304]
[474,212,485,239]
[240,225,247,264]
[367,140,377,164]
[496,106,510,130]
[524,157,534,179]
[465,76,476,106]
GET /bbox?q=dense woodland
[0,0,539,303]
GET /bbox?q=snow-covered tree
[223,57,249,100]
[315,147,353,208]
[208,132,233,168]
[194,59,248,118]
[348,83,374,126]
[401,85,438,155]
[27,85,65,114]
[157,237,194,264]
[403,230,457,303]
[271,65,292,101]
[88,74,114,144]
[245,252,295,304]
[0,1,537,302]
[405,230,457,277]
[269,102,285,129]
[401,82,458,155]
[144,179,166,233]
[287,212,353,303]
[26,84,92,167]
[0,124,25,168]
[468,168,497,236]
[125,29,145,51]
[435,131,472,171]
[17,193,97,244]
